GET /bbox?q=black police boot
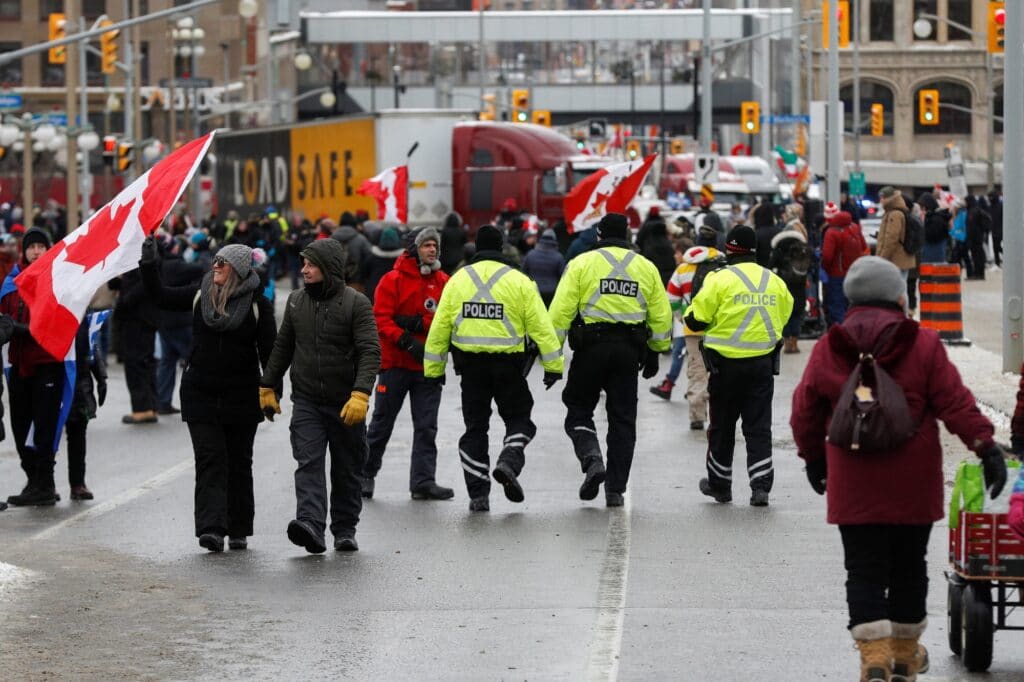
[699,478,732,503]
[7,480,35,506]
[605,492,624,507]
[469,497,490,512]
[287,519,326,554]
[334,536,359,552]
[579,458,607,501]
[492,462,524,503]
[750,490,769,507]
[411,482,455,500]
[360,476,375,499]
[228,537,248,550]
[199,533,225,552]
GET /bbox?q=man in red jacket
[820,210,867,326]
[361,227,453,500]
[790,255,1006,681]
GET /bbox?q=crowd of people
[0,183,1019,681]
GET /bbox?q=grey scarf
[199,270,262,332]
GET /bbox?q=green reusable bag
[949,458,1022,528]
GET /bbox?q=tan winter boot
[890,619,929,682]
[784,336,800,354]
[851,620,892,682]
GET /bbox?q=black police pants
[457,353,535,500]
[290,397,365,539]
[562,340,642,495]
[188,421,259,538]
[705,352,775,493]
[8,362,65,487]
[839,524,932,629]
[121,318,158,413]
[364,367,442,491]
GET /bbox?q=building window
[913,0,938,41]
[840,81,895,136]
[140,41,150,85]
[39,0,60,20]
[914,81,972,135]
[86,47,103,86]
[869,0,893,42]
[0,0,19,21]
[39,0,103,20]
[40,53,64,86]
[0,42,20,84]
[947,0,972,41]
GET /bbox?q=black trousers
[705,351,775,493]
[8,362,65,487]
[457,353,536,500]
[290,398,365,539]
[968,237,987,278]
[121,318,158,413]
[562,340,642,494]
[65,417,87,488]
[187,421,259,538]
[839,524,932,628]
[363,367,442,490]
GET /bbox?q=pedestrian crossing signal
[626,140,641,159]
[741,101,760,134]
[919,89,939,126]
[117,141,133,173]
[989,2,1006,54]
[822,1,850,49]
[870,103,884,137]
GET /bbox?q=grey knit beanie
[843,256,907,307]
[216,244,253,279]
[414,225,441,249]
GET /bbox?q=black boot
[492,462,524,503]
[579,458,607,501]
[411,482,455,500]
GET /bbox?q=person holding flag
[548,213,673,507]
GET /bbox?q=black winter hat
[475,224,504,252]
[724,225,756,254]
[596,213,629,240]
[21,226,52,252]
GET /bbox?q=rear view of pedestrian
[522,230,565,307]
[791,256,1006,682]
[142,240,277,552]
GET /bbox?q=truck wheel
[961,582,993,672]
[948,580,964,656]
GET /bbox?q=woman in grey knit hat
[140,238,277,553]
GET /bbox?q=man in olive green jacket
[261,238,381,553]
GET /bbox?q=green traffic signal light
[576,140,585,150]
[516,112,527,122]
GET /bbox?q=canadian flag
[15,133,215,359]
[357,165,408,223]
[563,154,657,234]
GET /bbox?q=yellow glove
[339,391,370,426]
[259,386,281,421]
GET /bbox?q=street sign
[695,154,720,184]
[765,114,810,124]
[945,144,968,197]
[0,93,22,110]
[588,118,607,139]
[848,171,865,197]
[159,77,214,89]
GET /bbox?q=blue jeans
[157,325,192,409]
[824,277,847,327]
[666,336,685,384]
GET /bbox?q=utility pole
[700,0,712,152]
[132,0,142,176]
[790,0,801,115]
[1003,2,1023,373]
[78,17,91,219]
[826,0,840,204]
[852,0,861,177]
[65,0,80,230]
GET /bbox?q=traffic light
[102,135,117,167]
[989,2,1006,54]
[100,20,119,75]
[48,13,66,64]
[870,103,884,137]
[670,138,684,154]
[795,124,806,156]
[574,132,586,150]
[919,89,939,126]
[740,101,761,134]
[531,109,551,126]
[822,1,850,49]
[117,141,133,173]
[479,93,496,121]
[626,140,641,160]
[511,89,529,123]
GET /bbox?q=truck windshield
[570,168,602,187]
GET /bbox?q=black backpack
[901,210,924,254]
[691,254,727,299]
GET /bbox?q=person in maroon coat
[360,227,453,501]
[790,256,1007,681]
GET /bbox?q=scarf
[199,269,261,332]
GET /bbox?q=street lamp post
[1003,4,1023,372]
[393,64,402,109]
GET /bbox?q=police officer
[424,225,563,512]
[684,224,793,507]
[549,213,673,507]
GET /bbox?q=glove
[397,332,425,363]
[11,321,30,336]
[543,371,562,391]
[1009,493,1024,541]
[259,386,281,422]
[805,457,827,495]
[424,374,445,387]
[96,379,107,407]
[340,391,370,426]
[1012,435,1024,457]
[980,444,1008,499]
[393,314,424,333]
[140,236,159,264]
[641,349,659,379]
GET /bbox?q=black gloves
[397,332,425,363]
[424,374,445,387]
[140,236,159,264]
[641,349,659,379]
[980,444,1008,499]
[543,371,562,390]
[11,321,30,337]
[96,379,107,407]
[1012,436,1024,457]
[0,315,13,345]
[805,457,827,495]
[393,314,424,333]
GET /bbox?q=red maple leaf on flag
[64,198,137,273]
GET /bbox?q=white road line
[585,493,632,682]
[0,560,35,596]
[28,458,194,543]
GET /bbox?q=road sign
[695,154,720,184]
[0,93,22,110]
[159,77,214,89]
[848,171,865,197]
[765,114,810,125]
[588,118,607,139]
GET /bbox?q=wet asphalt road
[2,277,1024,680]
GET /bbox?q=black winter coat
[440,224,467,275]
[68,317,107,422]
[142,260,277,424]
